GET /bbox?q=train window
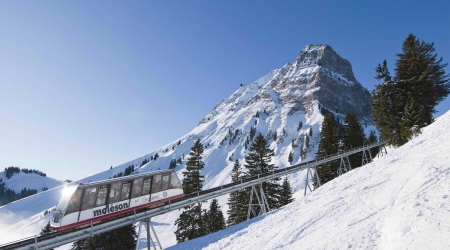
[120,181,131,201]
[52,211,63,223]
[152,175,161,194]
[65,189,83,215]
[96,185,108,207]
[132,178,143,198]
[55,185,77,212]
[161,174,169,191]
[109,182,121,204]
[81,187,97,211]
[143,177,151,196]
[169,172,182,189]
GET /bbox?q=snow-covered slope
[167,110,450,250]
[0,172,63,244]
[0,171,62,193]
[0,44,378,247]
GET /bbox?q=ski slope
[167,110,450,250]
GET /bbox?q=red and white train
[50,169,183,232]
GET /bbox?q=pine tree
[401,95,424,139]
[309,126,313,136]
[227,160,248,226]
[40,221,52,235]
[174,203,206,243]
[71,225,136,250]
[279,177,294,206]
[297,121,303,131]
[372,70,406,146]
[301,134,309,159]
[317,113,339,184]
[244,133,281,212]
[373,34,450,146]
[288,151,293,164]
[395,34,449,125]
[205,199,226,234]
[181,139,205,195]
[249,126,257,141]
[175,138,207,243]
[343,111,366,168]
[368,130,377,143]
[367,130,380,157]
[304,134,310,149]
[169,159,177,169]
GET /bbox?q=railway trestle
[0,141,387,250]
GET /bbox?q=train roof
[75,169,175,189]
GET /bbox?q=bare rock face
[269,44,373,122]
[300,44,357,83]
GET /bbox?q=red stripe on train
[50,194,184,232]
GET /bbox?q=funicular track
[0,141,386,250]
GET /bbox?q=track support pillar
[378,144,388,157]
[247,184,270,220]
[362,149,372,166]
[135,218,162,250]
[304,162,321,195]
[338,156,352,176]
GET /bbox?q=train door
[161,173,170,199]
[150,174,162,202]
[90,185,108,218]
[107,181,130,214]
[120,180,132,208]
[142,176,152,203]
[108,181,122,206]
[130,178,144,207]
[78,187,98,221]
[166,171,183,198]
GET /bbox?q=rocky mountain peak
[127,44,376,192]
[295,44,357,83]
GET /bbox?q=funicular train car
[50,169,183,232]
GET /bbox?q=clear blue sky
[1,1,449,181]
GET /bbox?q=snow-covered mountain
[0,169,63,194]
[167,108,450,250]
[0,44,377,248]
[131,43,376,190]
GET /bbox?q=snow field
[166,110,450,250]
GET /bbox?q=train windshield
[55,185,78,211]
[53,185,78,224]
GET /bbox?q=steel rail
[1,141,386,250]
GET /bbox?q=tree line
[0,166,47,205]
[3,166,47,179]
[315,109,378,185]
[0,183,38,206]
[175,136,294,243]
